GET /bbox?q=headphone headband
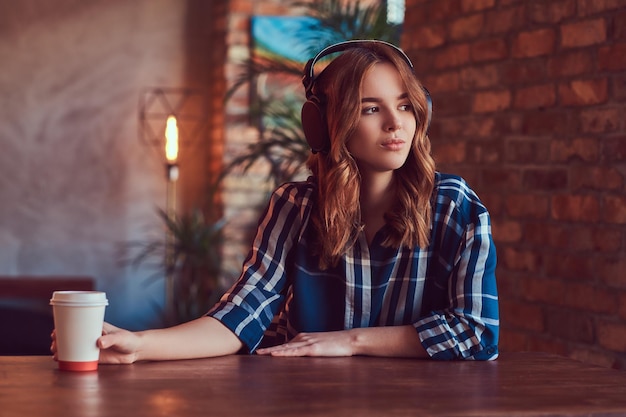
[303,40,414,97]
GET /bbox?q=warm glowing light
[165,115,179,162]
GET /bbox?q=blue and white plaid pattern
[208,173,499,360]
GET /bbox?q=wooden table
[2,352,626,416]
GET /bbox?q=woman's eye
[399,104,413,111]
[362,106,379,114]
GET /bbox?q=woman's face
[346,62,417,176]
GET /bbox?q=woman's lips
[380,139,406,151]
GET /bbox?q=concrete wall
[0,0,222,330]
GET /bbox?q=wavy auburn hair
[306,42,436,269]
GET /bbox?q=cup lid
[50,291,109,306]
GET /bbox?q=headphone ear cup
[301,97,329,154]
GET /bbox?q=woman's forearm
[256,325,428,358]
[348,325,428,358]
[134,316,243,362]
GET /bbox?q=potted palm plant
[124,185,227,326]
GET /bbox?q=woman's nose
[385,111,402,131]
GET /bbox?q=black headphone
[301,40,433,154]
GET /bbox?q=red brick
[578,0,626,15]
[521,277,566,305]
[501,299,545,331]
[523,169,568,190]
[615,10,626,39]
[481,193,503,216]
[524,223,570,248]
[580,107,620,133]
[253,2,292,14]
[499,328,529,351]
[551,194,600,222]
[430,114,480,138]
[502,60,547,84]
[460,64,500,88]
[404,0,429,26]
[547,50,595,77]
[586,227,623,252]
[561,19,607,48]
[229,0,254,14]
[484,6,526,34]
[514,84,557,109]
[471,38,508,62]
[449,14,484,40]
[615,74,626,99]
[522,110,573,135]
[569,348,619,369]
[429,0,463,21]
[424,70,461,93]
[461,0,496,12]
[512,28,557,58]
[564,282,618,314]
[501,247,543,272]
[558,78,608,106]
[409,25,447,49]
[506,139,551,164]
[529,0,576,24]
[506,194,549,218]
[545,253,596,280]
[433,44,471,69]
[473,90,511,113]
[545,308,594,343]
[619,291,626,320]
[550,138,599,162]
[598,43,626,71]
[467,139,502,163]
[597,321,626,352]
[482,168,522,190]
[559,224,620,252]
[432,141,466,164]
[604,137,626,162]
[494,113,524,134]
[604,194,626,224]
[571,166,624,191]
[432,93,473,117]
[496,270,522,298]
[527,336,568,357]
[492,220,522,242]
[597,258,626,289]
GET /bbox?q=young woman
[52,40,499,363]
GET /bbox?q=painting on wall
[250,15,323,102]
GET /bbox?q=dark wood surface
[2,352,626,416]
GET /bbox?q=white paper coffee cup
[50,291,108,371]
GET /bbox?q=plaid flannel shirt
[208,173,499,360]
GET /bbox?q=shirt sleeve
[207,182,313,352]
[414,177,499,360]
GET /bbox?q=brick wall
[219,0,309,275]
[403,0,626,369]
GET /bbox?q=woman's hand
[256,326,427,358]
[256,330,355,357]
[95,322,142,364]
[51,322,141,365]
